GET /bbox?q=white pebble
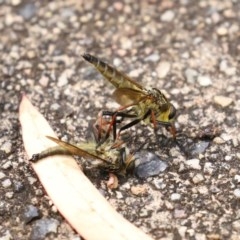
[6,192,14,198]
[57,69,74,87]
[2,179,12,188]
[161,10,175,22]
[197,75,212,86]
[225,155,232,161]
[39,74,49,87]
[1,161,12,170]
[217,27,228,36]
[192,174,204,184]
[219,60,236,76]
[11,0,21,5]
[184,68,198,83]
[233,189,240,198]
[203,162,214,174]
[28,177,37,184]
[171,193,181,201]
[0,172,6,179]
[156,61,171,78]
[198,186,208,195]
[214,95,233,108]
[234,175,240,183]
[186,159,201,170]
[1,141,12,154]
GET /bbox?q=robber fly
[30,123,135,176]
[82,53,177,140]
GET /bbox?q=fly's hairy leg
[102,110,138,141]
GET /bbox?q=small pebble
[207,234,221,240]
[185,159,201,170]
[27,50,36,59]
[156,61,171,78]
[152,179,166,190]
[197,186,208,195]
[216,27,228,36]
[113,57,122,67]
[232,220,240,231]
[214,95,233,107]
[0,230,12,240]
[219,60,236,76]
[30,218,59,240]
[134,151,168,179]
[51,103,61,111]
[173,209,187,219]
[57,69,74,87]
[220,133,232,141]
[210,185,220,193]
[120,37,132,50]
[131,185,148,196]
[1,161,12,170]
[11,0,21,6]
[192,174,204,184]
[164,201,174,210]
[203,162,215,175]
[233,189,240,198]
[170,193,181,201]
[184,68,198,83]
[234,175,240,183]
[5,192,14,198]
[225,155,232,161]
[51,205,58,213]
[191,141,210,155]
[195,233,206,240]
[177,114,189,124]
[161,10,175,22]
[178,226,187,238]
[2,179,12,188]
[18,3,37,20]
[213,137,225,144]
[145,53,160,62]
[70,236,82,240]
[13,181,25,193]
[197,75,212,86]
[139,209,151,218]
[23,205,41,224]
[28,177,37,184]
[39,75,49,87]
[1,141,12,154]
[113,2,123,11]
[0,172,6,179]
[60,8,75,18]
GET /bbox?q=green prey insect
[30,124,135,176]
[82,53,177,140]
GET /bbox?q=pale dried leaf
[19,95,153,240]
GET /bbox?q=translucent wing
[112,88,147,106]
[46,136,107,162]
[82,53,144,91]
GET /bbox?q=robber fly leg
[115,109,151,139]
[165,123,177,139]
[102,110,138,141]
[102,110,137,123]
[116,118,142,139]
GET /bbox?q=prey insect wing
[46,136,107,162]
